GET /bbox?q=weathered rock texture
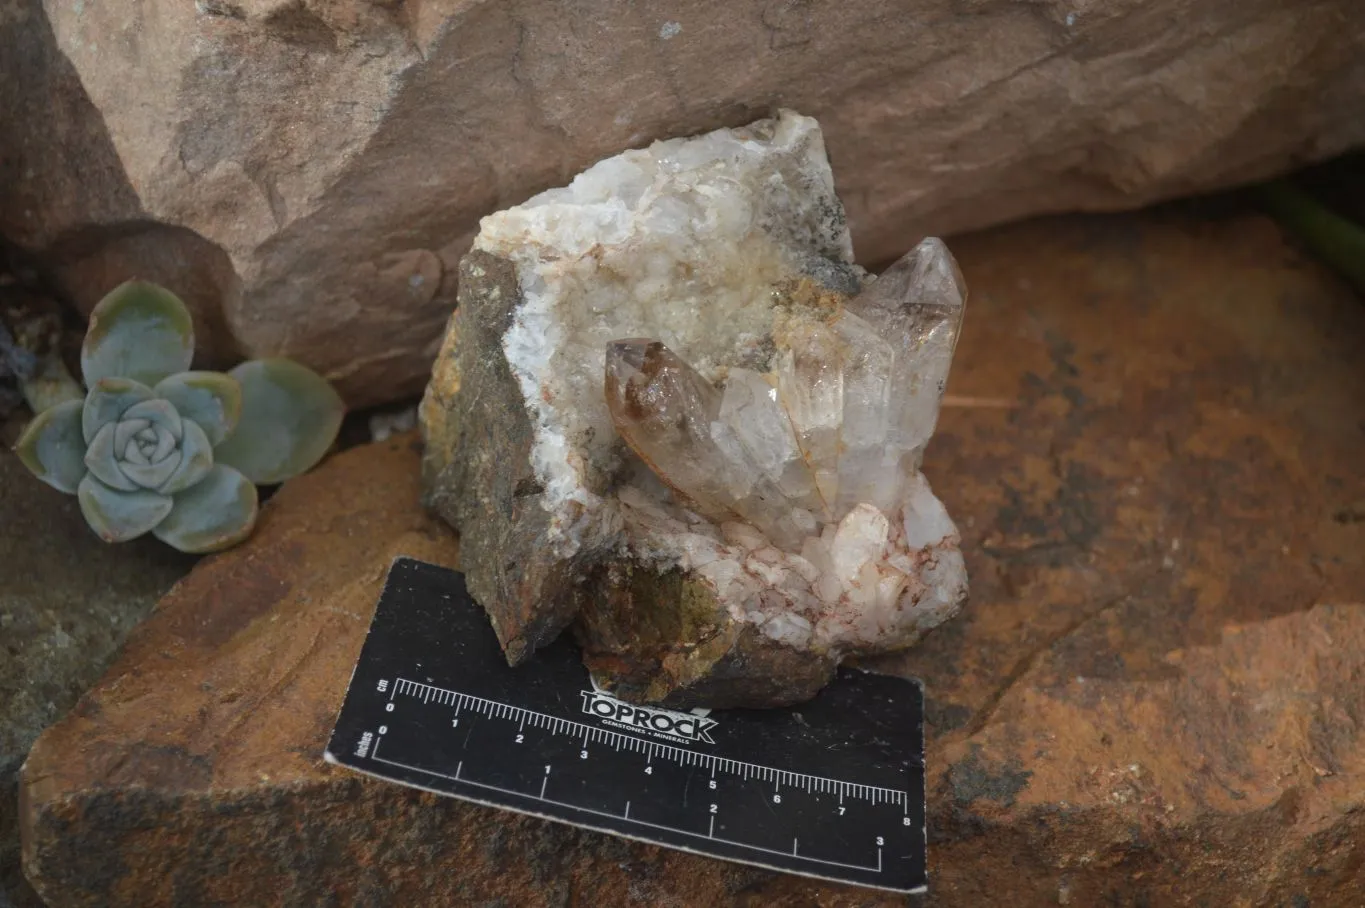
[21,206,1365,906]
[4,0,1362,406]
[420,251,574,663]
[0,451,193,908]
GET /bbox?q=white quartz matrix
[475,110,967,657]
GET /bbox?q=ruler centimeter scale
[326,557,928,894]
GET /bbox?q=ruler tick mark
[371,750,889,875]
[540,775,548,799]
[385,678,911,801]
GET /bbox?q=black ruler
[325,557,927,894]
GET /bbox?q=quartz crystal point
[772,319,844,517]
[605,340,811,549]
[847,238,967,466]
[604,237,967,547]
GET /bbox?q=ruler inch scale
[325,557,928,895]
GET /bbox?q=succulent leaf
[113,418,152,454]
[213,359,344,484]
[154,371,242,446]
[85,422,141,491]
[119,449,183,489]
[14,399,87,493]
[150,425,178,461]
[82,281,196,388]
[118,398,184,441]
[83,377,155,443]
[122,436,150,465]
[77,475,174,543]
[153,464,259,553]
[159,418,215,494]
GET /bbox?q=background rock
[46,224,243,371]
[2,0,1358,407]
[0,0,242,371]
[0,0,138,252]
[22,203,1365,905]
[0,451,193,908]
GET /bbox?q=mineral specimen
[421,110,968,707]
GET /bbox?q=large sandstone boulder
[2,0,1360,407]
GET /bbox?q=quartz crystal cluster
[421,110,969,707]
[602,236,966,657]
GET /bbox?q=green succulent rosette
[14,281,344,553]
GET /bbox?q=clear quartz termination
[605,238,966,548]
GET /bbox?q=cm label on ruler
[326,558,927,894]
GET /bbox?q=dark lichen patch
[924,698,972,734]
[948,744,1032,808]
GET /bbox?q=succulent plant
[14,281,344,553]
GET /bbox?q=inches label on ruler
[325,557,927,895]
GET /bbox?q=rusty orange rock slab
[21,207,1365,907]
[901,208,1365,906]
